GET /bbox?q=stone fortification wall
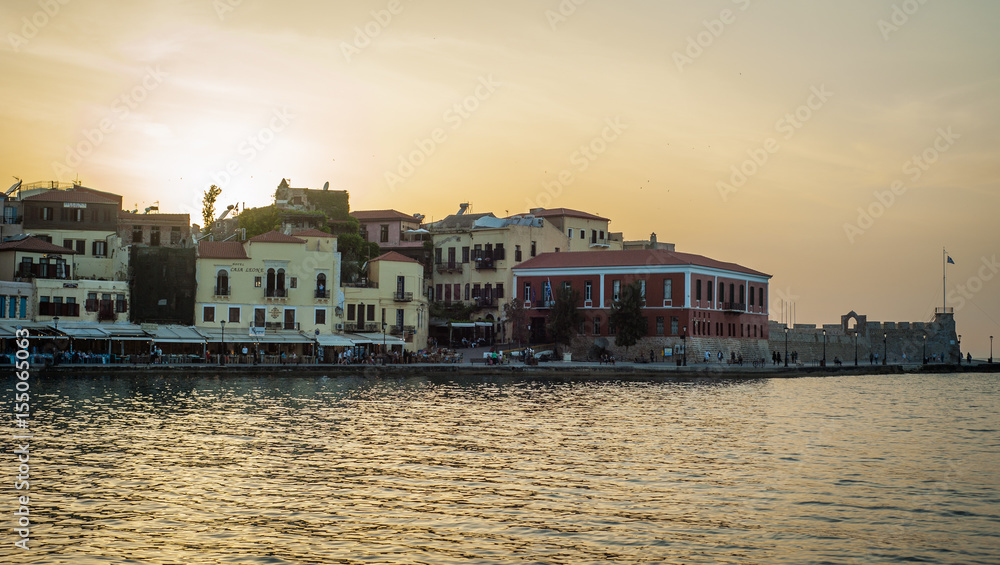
[765,310,959,365]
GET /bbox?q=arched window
[719,282,725,303]
[464,283,470,301]
[759,288,765,310]
[266,268,276,296]
[216,269,229,296]
[316,273,327,298]
[276,268,286,294]
[739,284,745,305]
[749,285,754,307]
[707,282,713,303]
[729,283,735,305]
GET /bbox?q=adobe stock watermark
[877,0,931,41]
[717,84,833,202]
[12,327,32,550]
[50,65,168,178]
[672,0,751,72]
[340,0,405,63]
[212,0,243,20]
[545,0,587,31]
[7,0,71,53]
[208,107,295,190]
[842,127,959,243]
[384,74,499,192]
[526,117,627,210]
[946,254,1000,314]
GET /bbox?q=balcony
[265,288,288,303]
[393,291,413,302]
[389,325,416,336]
[722,302,746,312]
[534,300,556,309]
[435,261,463,274]
[475,297,497,308]
[315,289,331,299]
[214,286,231,297]
[265,321,300,331]
[344,322,380,333]
[17,265,71,280]
[38,302,81,317]
[474,257,496,271]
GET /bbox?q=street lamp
[220,320,226,366]
[822,328,827,367]
[382,322,387,365]
[681,325,687,366]
[958,334,962,365]
[883,332,887,366]
[853,329,858,366]
[784,326,788,367]
[990,336,994,364]
[922,332,927,364]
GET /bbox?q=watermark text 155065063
[12,327,32,550]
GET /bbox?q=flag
[947,256,955,265]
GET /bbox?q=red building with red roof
[512,249,771,361]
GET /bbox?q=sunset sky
[2,0,998,355]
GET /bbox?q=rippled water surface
[5,372,1000,564]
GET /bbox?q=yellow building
[342,251,428,352]
[527,207,624,252]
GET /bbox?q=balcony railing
[393,291,413,302]
[389,325,416,336]
[475,297,496,308]
[534,300,556,309]
[265,321,300,331]
[265,289,287,298]
[435,261,463,274]
[315,289,330,299]
[17,265,71,280]
[474,258,496,271]
[344,322,380,333]
[38,303,81,317]
[214,286,231,297]
[722,301,746,312]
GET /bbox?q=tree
[503,298,528,346]
[337,218,380,284]
[201,184,222,232]
[609,280,647,357]
[237,205,280,238]
[546,286,582,355]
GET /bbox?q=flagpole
[942,247,946,312]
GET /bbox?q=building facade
[527,208,624,252]
[352,209,428,266]
[342,251,428,352]
[512,249,771,360]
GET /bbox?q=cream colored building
[527,208,624,252]
[194,230,343,353]
[342,251,428,352]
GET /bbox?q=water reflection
[6,373,999,564]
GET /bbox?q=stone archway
[841,310,867,335]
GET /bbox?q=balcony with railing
[389,325,416,336]
[265,288,288,302]
[265,321,301,331]
[315,289,330,299]
[722,301,746,312]
[17,264,71,280]
[475,297,497,308]
[214,286,231,298]
[37,302,81,317]
[344,322,380,333]
[393,291,413,302]
[474,257,496,271]
[435,261,463,274]
[534,300,556,309]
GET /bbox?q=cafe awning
[148,325,206,344]
[316,334,354,347]
[350,333,406,345]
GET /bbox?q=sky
[2,0,998,356]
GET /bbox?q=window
[707,281,713,303]
[316,273,327,297]
[453,284,460,303]
[639,280,646,301]
[696,280,702,301]
[367,304,375,321]
[170,226,181,245]
[671,316,679,335]
[254,276,262,288]
[379,224,389,243]
[150,226,160,246]
[462,246,470,263]
[115,294,127,313]
[739,284,745,305]
[42,207,53,221]
[472,283,480,300]
[315,308,326,325]
[496,283,504,298]
[759,288,765,310]
[591,229,597,244]
[203,306,215,322]
[523,281,531,301]
[719,282,725,303]
[85,292,97,313]
[396,308,404,329]
[434,247,442,265]
[254,308,265,327]
[444,284,452,303]
[494,243,505,260]
[63,239,73,251]
[290,277,297,289]
[561,281,571,292]
[515,245,522,262]
[435,284,442,302]
[228,306,240,323]
[216,270,229,295]
[447,247,456,264]
[613,280,621,301]
[585,281,592,301]
[599,230,605,240]
[749,285,754,306]
[554,248,560,253]
[92,241,107,257]
[664,279,672,301]
[347,304,356,320]
[530,241,536,257]
[730,283,735,304]
[473,244,482,260]
[465,283,471,301]
[580,230,585,240]
[656,316,664,335]
[593,317,601,335]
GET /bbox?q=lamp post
[220,320,226,366]
[853,329,858,366]
[883,332,887,366]
[784,326,789,367]
[990,336,993,364]
[822,328,827,367]
[382,322,387,365]
[682,325,687,366]
[958,334,962,365]
[922,333,927,364]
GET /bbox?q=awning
[350,332,406,345]
[148,325,205,344]
[474,321,493,327]
[316,334,354,347]
[103,323,151,340]
[258,333,313,344]
[56,326,109,339]
[449,322,476,328]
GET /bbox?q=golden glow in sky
[1,0,998,354]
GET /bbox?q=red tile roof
[119,211,190,222]
[525,208,609,222]
[351,209,419,221]
[370,251,420,264]
[513,249,770,278]
[24,188,120,204]
[0,236,78,254]
[247,231,306,244]
[291,228,335,238]
[198,241,248,259]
